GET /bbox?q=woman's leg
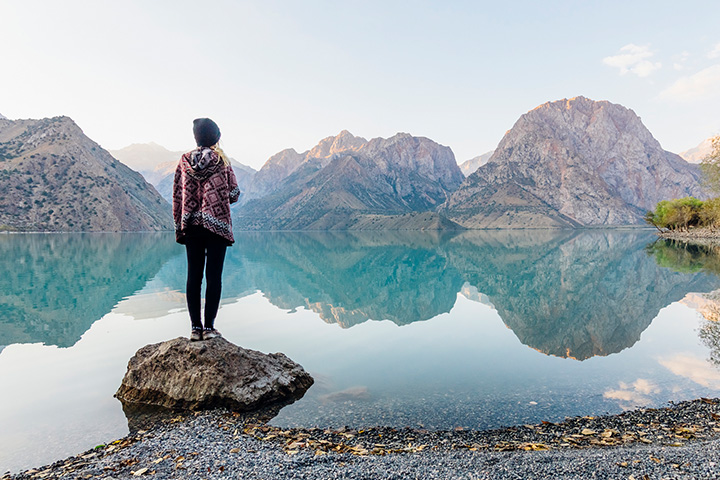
[203,240,227,329]
[185,238,206,330]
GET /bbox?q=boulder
[115,337,314,411]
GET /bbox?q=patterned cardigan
[173,148,240,245]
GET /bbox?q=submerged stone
[115,337,314,411]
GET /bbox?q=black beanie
[193,118,221,147]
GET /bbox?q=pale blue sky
[1,0,719,168]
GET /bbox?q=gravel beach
[4,398,720,479]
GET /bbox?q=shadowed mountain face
[0,233,178,347]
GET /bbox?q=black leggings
[185,232,228,330]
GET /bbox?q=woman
[173,118,240,341]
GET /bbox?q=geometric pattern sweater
[173,147,240,245]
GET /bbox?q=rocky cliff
[235,131,465,230]
[441,97,705,228]
[0,116,171,231]
[111,142,256,203]
[242,130,366,202]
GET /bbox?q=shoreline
[657,228,720,246]
[5,397,720,479]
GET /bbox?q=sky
[1,0,719,169]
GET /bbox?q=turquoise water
[2,230,720,473]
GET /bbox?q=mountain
[440,97,705,228]
[110,142,256,203]
[109,142,185,183]
[235,131,465,230]
[459,151,493,176]
[680,137,715,164]
[242,130,366,202]
[0,116,171,231]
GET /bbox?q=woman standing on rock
[173,118,239,341]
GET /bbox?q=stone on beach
[115,337,314,411]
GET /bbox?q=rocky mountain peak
[236,131,465,229]
[266,148,303,166]
[0,113,7,120]
[443,96,704,228]
[308,130,367,159]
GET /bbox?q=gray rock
[442,96,705,228]
[115,337,314,411]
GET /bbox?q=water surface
[2,230,720,473]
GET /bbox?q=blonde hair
[210,144,230,166]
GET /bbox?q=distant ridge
[440,96,705,228]
[680,137,715,164]
[459,151,493,176]
[111,142,256,203]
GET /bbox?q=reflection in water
[6,230,720,360]
[0,233,178,347]
[239,231,464,327]
[451,231,720,359]
[646,239,720,275]
[646,239,720,368]
[233,230,720,360]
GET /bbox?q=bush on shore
[646,135,720,233]
[644,196,720,232]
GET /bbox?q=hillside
[0,116,171,231]
[440,96,705,228]
[235,132,465,230]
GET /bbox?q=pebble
[3,398,720,479]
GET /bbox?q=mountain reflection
[235,230,720,360]
[0,233,178,347]
[6,230,720,360]
[450,231,719,359]
[238,231,465,327]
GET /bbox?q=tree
[700,135,720,194]
[646,197,703,231]
[700,197,720,229]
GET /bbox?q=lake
[2,229,720,473]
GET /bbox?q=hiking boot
[203,328,222,340]
[190,328,203,341]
